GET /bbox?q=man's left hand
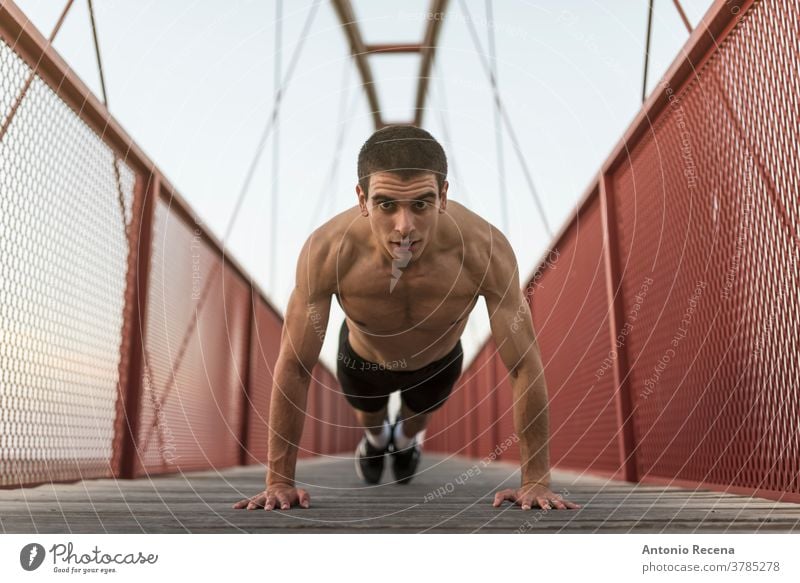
[492,483,581,510]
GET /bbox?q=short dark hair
[357,125,447,198]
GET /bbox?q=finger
[265,494,277,511]
[550,498,568,510]
[275,493,291,510]
[493,489,516,507]
[564,500,582,509]
[246,496,265,510]
[297,489,311,509]
[536,497,552,510]
[233,499,249,509]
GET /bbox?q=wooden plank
[0,455,797,533]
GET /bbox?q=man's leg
[353,405,389,436]
[352,404,391,449]
[394,399,429,446]
[336,320,394,482]
[349,401,393,484]
[389,398,427,484]
[390,341,464,483]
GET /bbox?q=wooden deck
[1,454,798,533]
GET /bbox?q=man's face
[357,171,448,264]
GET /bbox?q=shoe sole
[393,448,421,484]
[354,440,382,484]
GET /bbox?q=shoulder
[297,206,362,296]
[446,201,517,293]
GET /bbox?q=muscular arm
[482,228,579,510]
[266,296,330,486]
[234,232,331,510]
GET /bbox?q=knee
[354,406,388,428]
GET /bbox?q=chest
[335,255,479,333]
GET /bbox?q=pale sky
[15,0,713,370]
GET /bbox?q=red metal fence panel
[244,297,282,465]
[531,195,624,478]
[474,342,498,459]
[136,199,251,475]
[493,354,519,463]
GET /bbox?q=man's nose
[394,207,415,236]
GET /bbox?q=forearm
[266,359,311,487]
[511,358,551,487]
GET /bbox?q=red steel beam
[599,173,638,483]
[330,0,382,128]
[114,172,158,479]
[239,287,257,466]
[331,0,450,129]
[413,0,449,127]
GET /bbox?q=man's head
[356,125,449,262]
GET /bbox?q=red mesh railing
[0,37,134,486]
[135,200,252,475]
[427,0,799,503]
[244,297,283,465]
[531,196,624,479]
[0,1,356,488]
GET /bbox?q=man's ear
[356,184,369,216]
[438,180,449,213]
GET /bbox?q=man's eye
[379,201,395,211]
[414,201,430,210]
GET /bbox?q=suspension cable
[431,58,472,207]
[642,0,655,103]
[306,58,356,233]
[221,0,321,246]
[87,0,109,105]
[457,0,552,237]
[86,0,128,237]
[325,87,361,220]
[268,0,283,288]
[485,0,508,234]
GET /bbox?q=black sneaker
[355,435,389,484]
[390,420,421,484]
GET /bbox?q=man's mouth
[391,240,419,251]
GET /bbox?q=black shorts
[336,320,464,414]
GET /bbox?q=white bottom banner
[1,534,797,582]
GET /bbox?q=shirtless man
[233,126,580,512]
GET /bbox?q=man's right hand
[232,483,310,510]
